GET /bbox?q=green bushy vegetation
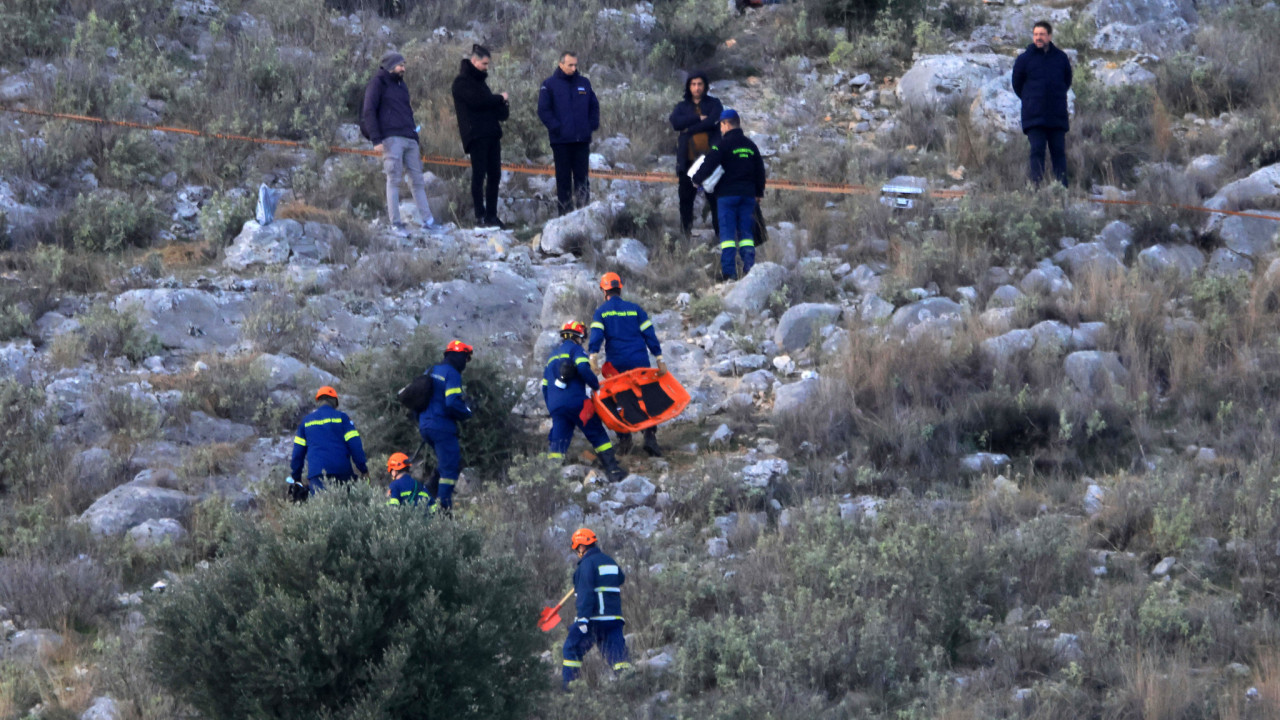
[149,484,545,720]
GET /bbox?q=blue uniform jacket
[417,363,473,435]
[573,545,626,623]
[542,339,599,413]
[387,474,431,507]
[361,67,419,145]
[588,297,662,372]
[537,68,600,146]
[291,405,368,481]
[691,128,767,198]
[1011,42,1072,133]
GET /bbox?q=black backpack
[397,374,434,413]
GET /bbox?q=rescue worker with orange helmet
[588,272,666,457]
[418,340,475,513]
[543,320,628,483]
[385,452,431,507]
[562,528,630,689]
[290,386,368,495]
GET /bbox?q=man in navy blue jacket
[362,51,434,232]
[543,320,628,482]
[669,71,723,237]
[537,52,600,215]
[417,340,474,513]
[291,386,368,495]
[562,528,630,689]
[1012,21,1073,187]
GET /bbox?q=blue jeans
[1027,127,1067,187]
[562,620,630,688]
[717,195,756,280]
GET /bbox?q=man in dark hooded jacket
[669,71,723,237]
[452,44,511,228]
[361,51,434,231]
[1012,21,1073,186]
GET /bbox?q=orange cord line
[5,106,1280,220]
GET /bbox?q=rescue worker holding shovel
[562,528,630,688]
[588,272,666,457]
[543,321,628,482]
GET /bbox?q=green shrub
[179,357,303,434]
[62,192,161,253]
[148,485,545,719]
[199,190,254,245]
[650,0,734,69]
[79,305,162,363]
[345,327,524,479]
[241,294,315,359]
[686,294,725,326]
[0,0,64,63]
[91,388,163,445]
[0,381,55,498]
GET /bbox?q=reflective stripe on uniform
[445,388,462,396]
[639,320,652,331]
[439,478,456,485]
[548,453,564,459]
[304,418,344,427]
[541,379,549,386]
[293,436,306,446]
[344,430,360,442]
[598,565,619,576]
[594,586,620,591]
[720,239,736,249]
[601,310,638,318]
[613,662,632,670]
[575,356,591,365]
[386,498,400,505]
[738,238,755,247]
[594,442,612,453]
[590,322,604,330]
[562,660,583,667]
[590,615,624,621]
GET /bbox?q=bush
[345,327,524,479]
[90,388,163,447]
[242,294,315,359]
[175,356,303,435]
[148,485,546,719]
[199,191,255,246]
[61,192,161,253]
[0,381,55,498]
[0,556,119,631]
[79,305,163,363]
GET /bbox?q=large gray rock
[81,696,122,720]
[774,303,841,352]
[5,629,64,662]
[418,266,542,352]
[1096,220,1135,257]
[1202,164,1280,232]
[1090,0,1197,26]
[772,377,820,418]
[987,285,1025,310]
[113,288,245,352]
[0,74,36,103]
[889,298,965,340]
[0,340,35,384]
[1021,262,1074,297]
[127,518,188,548]
[723,262,787,315]
[1093,58,1158,87]
[1089,0,1197,55]
[969,76,1023,139]
[611,475,656,506]
[1186,154,1226,195]
[80,473,197,535]
[538,273,597,328]
[166,410,255,445]
[1207,248,1253,277]
[250,353,339,391]
[538,201,619,255]
[981,329,1034,366]
[225,219,298,270]
[614,238,649,272]
[1053,242,1124,278]
[1029,320,1072,355]
[1064,351,1129,396]
[1138,244,1205,279]
[897,54,1013,110]
[1218,211,1280,259]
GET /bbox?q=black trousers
[467,136,502,219]
[678,172,719,236]
[1027,127,1067,187]
[552,142,590,215]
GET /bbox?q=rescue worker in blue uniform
[385,452,431,507]
[291,386,368,495]
[587,272,666,457]
[543,320,628,483]
[418,340,474,514]
[562,528,630,689]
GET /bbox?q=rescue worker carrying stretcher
[562,528,631,689]
[418,340,474,514]
[588,273,666,457]
[543,320,628,483]
[290,386,369,497]
[385,452,431,507]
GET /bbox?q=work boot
[615,433,633,456]
[598,449,629,483]
[643,428,662,457]
[482,214,507,230]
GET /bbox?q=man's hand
[500,92,509,101]
[656,357,668,376]
[589,354,601,374]
[373,143,384,154]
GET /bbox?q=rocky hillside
[3,0,1280,717]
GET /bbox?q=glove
[574,619,589,635]
[656,357,668,376]
[589,353,601,374]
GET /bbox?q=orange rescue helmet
[315,386,339,402]
[560,320,587,340]
[446,339,474,355]
[599,272,623,292]
[386,452,411,473]
[570,527,598,550]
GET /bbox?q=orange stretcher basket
[591,367,690,433]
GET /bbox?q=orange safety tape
[3,106,1280,220]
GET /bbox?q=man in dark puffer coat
[452,44,510,228]
[1012,20,1073,187]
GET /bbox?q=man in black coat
[669,71,723,237]
[361,51,434,232]
[537,52,600,215]
[452,44,511,228]
[1012,21,1073,187]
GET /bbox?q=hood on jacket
[683,70,711,101]
[459,58,487,81]
[380,51,405,71]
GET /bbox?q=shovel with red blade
[537,589,575,633]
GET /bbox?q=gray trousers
[381,135,432,225]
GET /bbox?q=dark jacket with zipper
[1011,42,1073,133]
[669,72,724,174]
[691,127,766,198]
[537,68,600,145]
[361,67,418,145]
[451,59,509,152]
